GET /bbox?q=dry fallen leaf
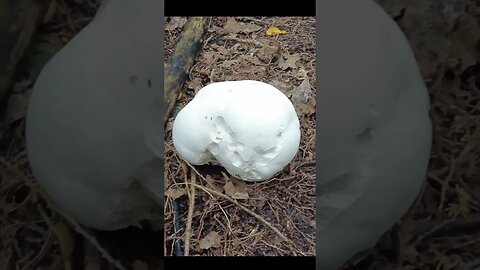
[202,51,216,64]
[165,120,174,132]
[211,44,230,55]
[187,77,203,93]
[450,16,480,69]
[278,53,300,70]
[269,79,291,92]
[223,181,249,200]
[224,17,261,34]
[266,26,287,36]
[5,82,31,125]
[198,231,222,249]
[42,0,58,23]
[165,17,187,31]
[289,76,315,116]
[165,187,186,199]
[239,54,263,66]
[223,18,243,34]
[255,40,280,64]
[222,59,240,68]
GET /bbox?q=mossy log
[164,17,209,124]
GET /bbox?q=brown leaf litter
[164,16,317,256]
[2,1,478,268]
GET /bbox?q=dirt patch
[164,17,316,256]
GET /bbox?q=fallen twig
[191,182,299,255]
[223,35,278,50]
[20,205,54,270]
[40,193,127,270]
[294,160,316,170]
[172,199,184,256]
[183,162,300,255]
[184,170,196,256]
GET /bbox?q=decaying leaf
[288,76,315,116]
[223,18,243,34]
[4,83,31,125]
[278,53,300,70]
[165,187,187,199]
[165,17,187,31]
[239,54,263,66]
[432,249,458,270]
[187,77,203,92]
[223,181,249,200]
[202,51,216,64]
[211,44,230,55]
[198,231,222,249]
[269,79,291,92]
[224,17,261,34]
[165,120,174,132]
[456,185,479,216]
[266,26,287,36]
[222,59,240,68]
[42,0,58,24]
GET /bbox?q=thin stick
[223,35,278,50]
[184,161,301,255]
[190,182,299,256]
[184,171,196,256]
[68,218,127,270]
[41,194,127,270]
[172,199,184,256]
[294,160,316,170]
[20,205,54,270]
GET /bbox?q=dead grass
[164,17,317,256]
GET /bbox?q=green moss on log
[164,17,209,123]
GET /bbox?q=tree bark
[164,17,209,124]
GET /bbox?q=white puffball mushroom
[317,0,432,269]
[172,80,301,182]
[25,0,163,230]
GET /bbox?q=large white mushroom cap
[25,0,163,230]
[317,0,432,269]
[172,80,301,182]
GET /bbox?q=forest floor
[164,16,316,256]
[0,0,479,269]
